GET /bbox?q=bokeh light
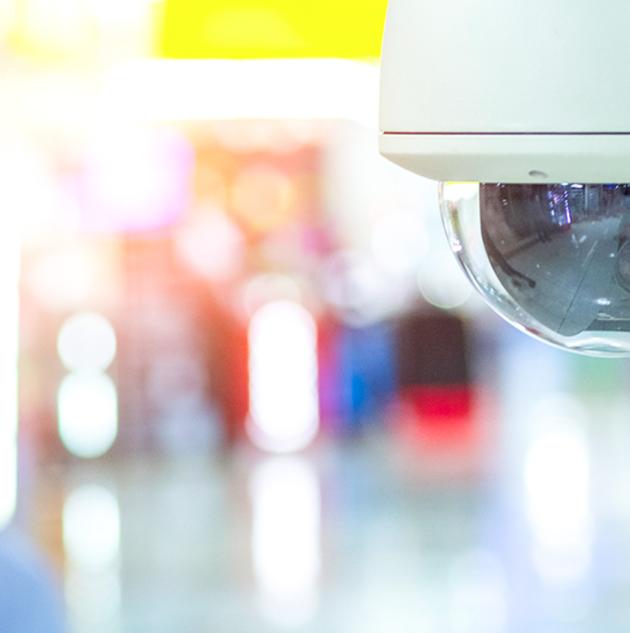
[417,250,473,312]
[58,373,118,458]
[248,300,319,453]
[0,140,62,239]
[250,457,320,626]
[174,208,244,282]
[80,127,193,233]
[524,395,592,585]
[25,243,119,312]
[57,312,117,372]
[63,485,121,571]
[63,485,122,630]
[231,164,296,233]
[5,10,623,625]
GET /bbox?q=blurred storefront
[1,2,630,632]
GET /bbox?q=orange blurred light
[230,164,297,233]
[25,242,119,312]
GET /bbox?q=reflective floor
[20,329,630,633]
[35,443,502,633]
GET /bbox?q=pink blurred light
[79,128,193,233]
[174,208,244,282]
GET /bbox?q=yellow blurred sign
[158,0,388,59]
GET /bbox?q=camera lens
[440,182,630,356]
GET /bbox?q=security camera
[379,0,630,356]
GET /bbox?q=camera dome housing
[442,183,630,355]
[379,0,630,355]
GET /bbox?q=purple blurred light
[79,128,193,233]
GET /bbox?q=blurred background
[2,1,630,632]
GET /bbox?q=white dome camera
[380,0,630,356]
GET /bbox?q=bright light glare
[82,128,193,232]
[26,244,117,312]
[417,250,473,311]
[0,141,60,238]
[18,0,89,49]
[248,301,319,453]
[57,312,117,372]
[0,1,13,39]
[524,402,591,585]
[0,140,42,528]
[63,485,122,629]
[63,485,120,571]
[0,212,20,529]
[88,0,153,24]
[251,458,321,626]
[442,183,479,203]
[58,373,118,458]
[104,59,379,127]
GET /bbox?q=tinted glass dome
[440,182,630,356]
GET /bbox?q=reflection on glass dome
[440,183,630,356]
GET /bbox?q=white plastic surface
[380,0,630,134]
[380,133,630,183]
[379,0,630,183]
